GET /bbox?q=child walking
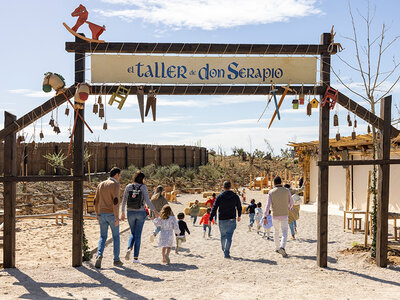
[175,212,190,254]
[246,199,257,231]
[261,210,273,239]
[153,204,180,264]
[254,202,263,234]
[199,208,215,238]
[189,200,200,225]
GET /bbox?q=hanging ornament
[145,88,157,121]
[99,103,104,118]
[74,82,90,109]
[299,84,305,105]
[292,99,299,109]
[137,86,145,123]
[347,113,352,127]
[306,102,312,116]
[109,85,130,110]
[333,113,339,126]
[336,132,341,141]
[311,97,319,109]
[103,122,108,130]
[367,125,371,134]
[93,98,99,114]
[352,131,356,140]
[354,117,357,128]
[103,94,108,130]
[49,114,55,127]
[40,117,44,140]
[42,72,66,94]
[65,105,70,116]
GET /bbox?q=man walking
[94,167,123,268]
[264,176,293,258]
[210,181,242,259]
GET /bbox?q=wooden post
[317,32,331,268]
[346,167,350,211]
[72,35,85,267]
[172,146,175,164]
[159,147,162,166]
[88,161,91,185]
[377,96,391,267]
[125,146,129,169]
[184,147,187,168]
[270,172,274,188]
[364,170,372,247]
[3,111,17,268]
[142,146,146,168]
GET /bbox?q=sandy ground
[1,190,400,299]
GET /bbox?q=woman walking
[121,171,158,263]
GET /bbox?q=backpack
[127,184,143,209]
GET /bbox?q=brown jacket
[94,177,120,219]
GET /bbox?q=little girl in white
[261,210,273,239]
[153,204,180,264]
[255,202,263,234]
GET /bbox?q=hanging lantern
[333,113,339,126]
[336,132,341,141]
[103,122,108,130]
[292,99,299,109]
[74,83,90,109]
[311,98,319,109]
[65,106,70,116]
[306,102,312,116]
[99,103,104,119]
[352,131,356,140]
[367,125,371,134]
[40,131,44,140]
[299,94,305,105]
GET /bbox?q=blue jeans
[127,210,146,258]
[97,213,120,261]
[249,213,255,227]
[289,220,297,236]
[191,215,197,224]
[218,219,237,257]
[203,224,211,235]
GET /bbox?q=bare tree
[332,0,400,257]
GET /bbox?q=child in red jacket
[200,208,215,238]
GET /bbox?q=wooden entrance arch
[1,33,399,268]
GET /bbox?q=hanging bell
[352,131,356,140]
[306,102,312,116]
[49,117,55,127]
[348,120,352,127]
[65,107,70,116]
[367,125,371,134]
[103,122,108,130]
[333,114,339,126]
[354,120,357,128]
[347,114,351,123]
[39,131,44,140]
[99,103,104,119]
[20,135,25,142]
[97,95,102,104]
[336,132,341,141]
[93,103,99,114]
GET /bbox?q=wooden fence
[0,142,208,175]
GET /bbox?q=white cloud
[196,118,259,126]
[9,89,49,98]
[97,0,321,30]
[112,116,190,123]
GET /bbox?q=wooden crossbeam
[66,42,337,55]
[318,159,400,166]
[0,86,76,142]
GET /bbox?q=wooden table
[343,210,367,234]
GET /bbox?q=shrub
[120,165,138,183]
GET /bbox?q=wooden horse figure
[67,4,106,42]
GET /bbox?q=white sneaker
[133,258,141,264]
[150,234,155,243]
[125,249,132,260]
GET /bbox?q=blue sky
[1,0,399,155]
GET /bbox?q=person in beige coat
[149,186,170,242]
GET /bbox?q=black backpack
[127,184,143,209]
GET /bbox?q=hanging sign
[91,55,317,85]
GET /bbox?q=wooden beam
[3,112,17,268]
[318,159,400,166]
[89,84,322,96]
[72,35,85,267]
[337,92,399,138]
[377,96,391,267]
[0,86,76,142]
[317,32,331,268]
[66,41,337,55]
[0,175,84,182]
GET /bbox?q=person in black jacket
[210,181,242,258]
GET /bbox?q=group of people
[93,167,300,267]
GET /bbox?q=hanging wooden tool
[109,85,130,110]
[137,86,145,123]
[268,82,292,129]
[321,86,338,110]
[145,88,157,121]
